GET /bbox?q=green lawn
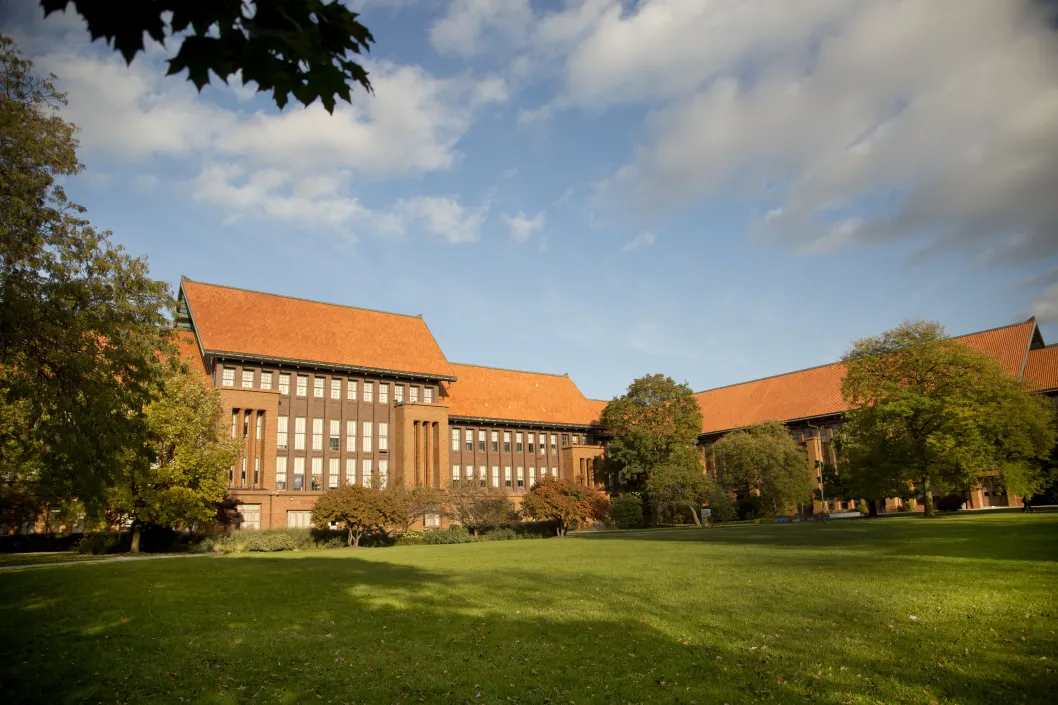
[1,514,1056,704]
[0,552,115,569]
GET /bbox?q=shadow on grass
[576,513,1058,563]
[0,549,1052,704]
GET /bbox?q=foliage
[42,0,374,113]
[713,421,815,516]
[242,531,299,552]
[422,525,472,545]
[935,494,966,512]
[518,477,609,536]
[840,320,1058,516]
[484,527,519,541]
[600,374,704,490]
[106,361,242,552]
[736,497,763,521]
[705,480,737,522]
[1,37,172,519]
[393,485,445,531]
[77,532,123,555]
[0,532,83,553]
[311,484,405,547]
[444,482,517,535]
[856,502,870,515]
[645,448,710,526]
[611,494,644,530]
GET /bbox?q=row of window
[229,456,262,487]
[275,417,389,453]
[449,429,586,454]
[452,464,558,489]
[221,368,433,404]
[275,456,389,491]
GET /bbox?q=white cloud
[504,210,546,241]
[622,231,656,252]
[431,0,534,56]
[397,196,489,244]
[1035,283,1058,324]
[582,0,1058,264]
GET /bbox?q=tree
[392,484,444,532]
[106,360,241,552]
[645,448,710,526]
[610,493,644,530]
[444,482,517,536]
[519,477,609,536]
[42,0,374,113]
[841,321,1057,517]
[713,421,814,516]
[311,484,405,547]
[1,36,172,516]
[600,374,704,492]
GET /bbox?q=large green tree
[42,0,374,113]
[107,360,242,552]
[840,321,1057,517]
[0,36,172,519]
[311,484,405,547]
[600,374,704,490]
[712,421,814,516]
[645,449,711,526]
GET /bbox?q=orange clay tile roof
[174,330,209,378]
[444,363,601,426]
[1025,345,1058,392]
[695,320,1040,435]
[180,279,454,380]
[586,399,609,424]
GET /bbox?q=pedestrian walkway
[0,553,215,572]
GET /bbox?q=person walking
[1022,495,1034,513]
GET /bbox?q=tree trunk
[689,505,702,527]
[347,527,354,547]
[867,500,879,517]
[130,521,142,554]
[921,476,935,518]
[353,531,361,548]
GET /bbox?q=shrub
[394,529,426,546]
[485,527,518,541]
[77,532,124,555]
[422,525,472,544]
[0,533,84,553]
[857,502,870,515]
[935,494,964,512]
[707,486,737,522]
[737,497,763,520]
[897,503,910,513]
[512,519,560,538]
[612,494,644,530]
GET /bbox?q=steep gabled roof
[174,329,209,379]
[179,279,454,380]
[586,399,609,425]
[695,319,1040,435]
[1025,345,1058,393]
[444,363,600,426]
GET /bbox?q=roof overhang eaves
[448,414,599,431]
[204,349,458,382]
[697,411,848,439]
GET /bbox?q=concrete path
[0,553,216,572]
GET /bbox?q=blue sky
[3,0,1057,400]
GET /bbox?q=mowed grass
[1,514,1057,704]
[0,552,114,569]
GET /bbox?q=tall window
[572,434,580,445]
[451,428,460,451]
[409,386,419,403]
[287,511,311,528]
[243,411,251,439]
[313,377,324,398]
[452,465,460,482]
[362,421,372,453]
[504,466,512,488]
[311,457,323,490]
[539,433,546,454]
[529,467,536,486]
[516,433,523,453]
[479,466,487,488]
[276,457,287,490]
[230,411,237,439]
[364,382,374,403]
[379,384,389,404]
[222,367,235,387]
[379,459,388,489]
[312,418,323,451]
[424,387,433,403]
[253,457,260,486]
[362,459,372,487]
[279,373,290,395]
[478,430,486,452]
[465,429,473,452]
[293,457,305,490]
[346,420,356,452]
[256,413,263,441]
[465,466,473,481]
[241,369,254,388]
[331,379,341,400]
[296,375,308,397]
[240,504,261,530]
[562,434,569,446]
[551,467,558,478]
[328,458,339,489]
[277,416,289,449]
[528,434,535,454]
[378,423,389,452]
[394,385,404,403]
[345,458,355,485]
[491,431,499,452]
[491,466,499,488]
[347,380,358,400]
[329,419,340,451]
[261,371,273,390]
[517,467,525,489]
[503,432,511,453]
[294,417,306,450]
[550,434,557,453]
[240,456,247,484]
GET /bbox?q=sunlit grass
[1,513,1056,704]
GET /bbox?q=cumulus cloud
[504,211,546,241]
[396,196,490,244]
[431,0,534,56]
[622,231,656,252]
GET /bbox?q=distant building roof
[695,319,1041,435]
[1025,345,1058,393]
[179,279,454,380]
[444,363,600,427]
